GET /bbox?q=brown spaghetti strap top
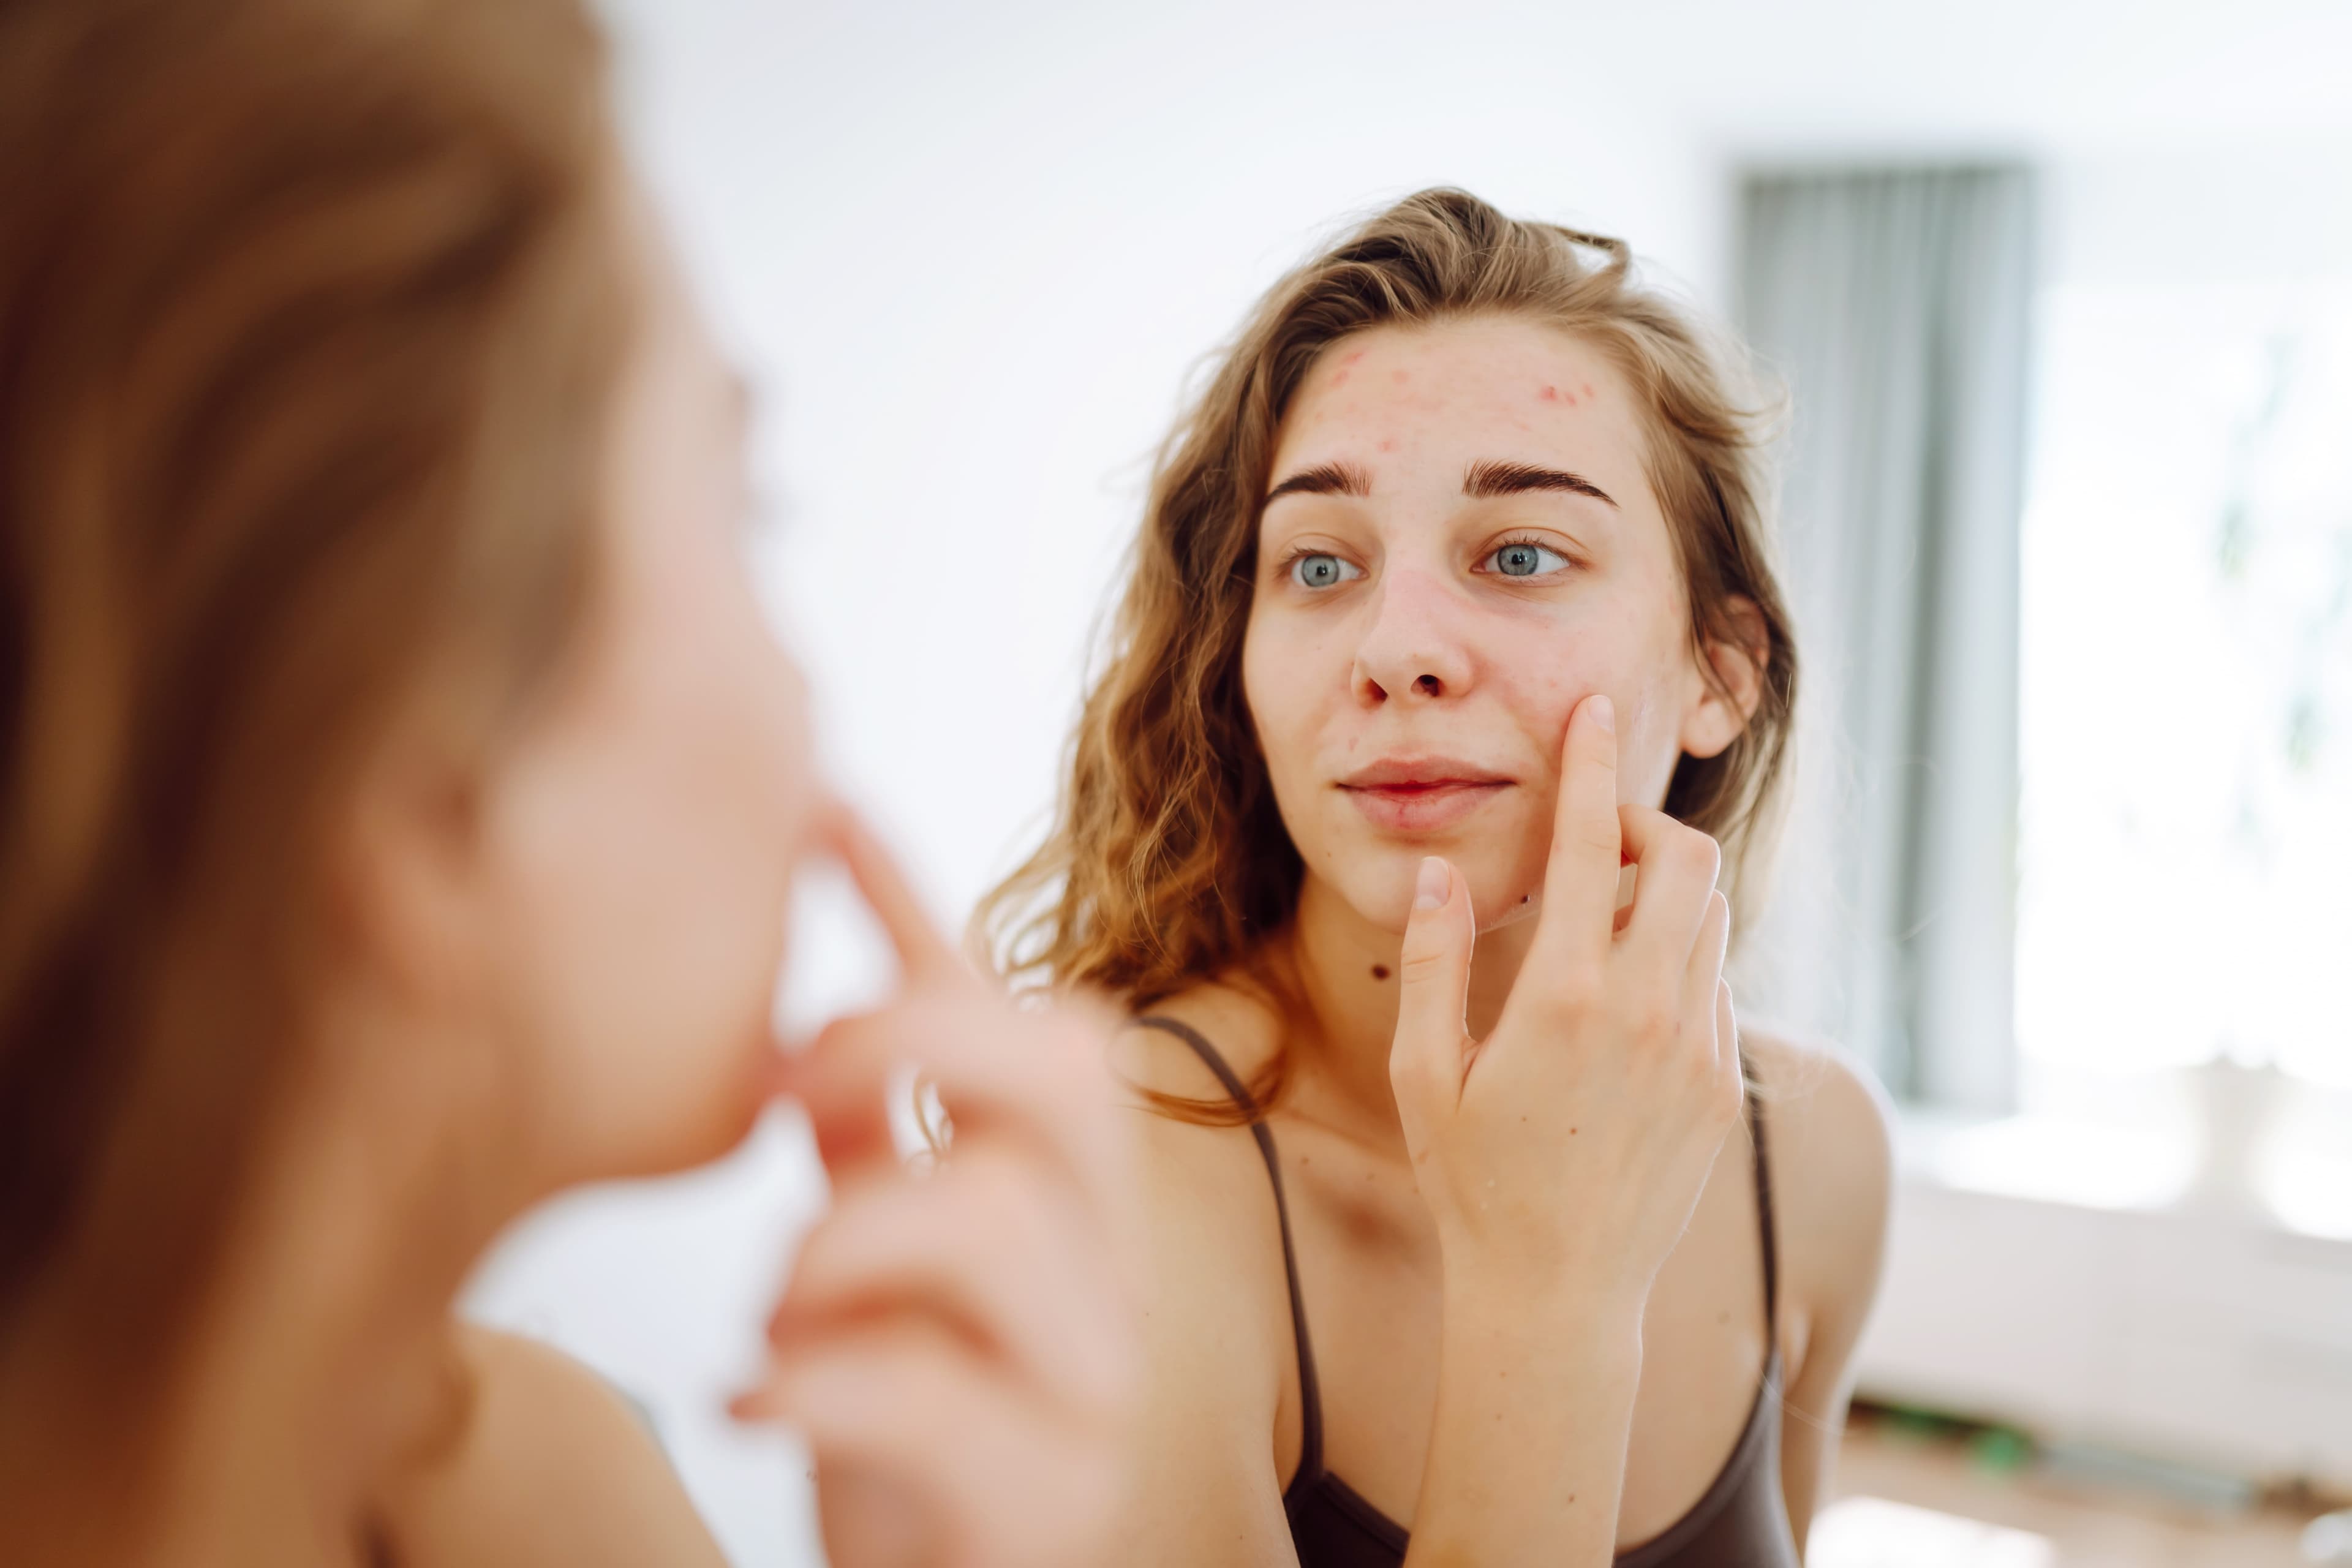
[1133,1016,1800,1568]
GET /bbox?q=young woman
[985,189,1893,1566]
[0,2,1133,1565]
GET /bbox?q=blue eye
[1485,540,1571,578]
[1291,553,1363,590]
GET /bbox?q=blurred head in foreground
[0,0,813,1548]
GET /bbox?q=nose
[1351,565,1474,706]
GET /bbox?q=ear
[326,716,494,1010]
[1678,595,1770,761]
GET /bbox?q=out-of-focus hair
[0,0,625,1502]
[978,189,1797,1114]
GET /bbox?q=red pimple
[1539,383,1561,401]
[1331,369,1350,387]
[1378,437,1398,453]
[1581,382,1596,400]
[1343,350,1366,366]
[1392,369,1409,384]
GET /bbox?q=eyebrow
[1264,457,1618,508]
[1264,461,1373,503]
[1462,459,1618,507]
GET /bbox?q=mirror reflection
[2,2,2346,1566]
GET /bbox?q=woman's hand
[732,810,1138,1568]
[1387,692,1743,1305]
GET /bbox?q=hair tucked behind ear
[977,189,1797,1110]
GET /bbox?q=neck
[2,1006,520,1567]
[1283,871,1540,1139]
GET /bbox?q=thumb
[1389,857,1475,1107]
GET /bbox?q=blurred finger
[821,803,961,987]
[772,1148,1125,1412]
[790,998,1116,1204]
[732,1321,1082,1550]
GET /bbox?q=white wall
[2046,138,2352,287]
[460,4,2352,1563]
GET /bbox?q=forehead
[1270,315,1651,499]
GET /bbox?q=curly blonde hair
[981,189,1797,1101]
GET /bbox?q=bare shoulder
[1100,984,1305,1562]
[1108,979,1285,1107]
[1742,1028,1895,1316]
[1108,981,1293,1398]
[376,1326,725,1568]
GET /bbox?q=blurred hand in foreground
[733,808,1138,1568]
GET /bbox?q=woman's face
[1241,315,1749,937]
[420,202,815,1189]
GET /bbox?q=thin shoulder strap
[1129,1015,1327,1485]
[1743,1056,1780,1337]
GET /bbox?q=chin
[617,1023,777,1180]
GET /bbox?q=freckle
[1717,1310,1731,1325]
[1371,964,1390,981]
[1569,1126,1578,1135]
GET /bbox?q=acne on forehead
[1273,321,1651,505]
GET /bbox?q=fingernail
[1414,857,1448,910]
[1589,694,1615,733]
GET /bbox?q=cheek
[1496,599,1686,804]
[499,557,810,1177]
[1240,612,1311,786]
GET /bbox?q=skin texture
[1112,317,1893,1565]
[104,193,1137,1568]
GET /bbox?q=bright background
[460,3,2352,1562]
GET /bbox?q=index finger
[785,995,1122,1213]
[820,801,960,986]
[1529,692,1624,967]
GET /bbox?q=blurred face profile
[387,196,814,1188]
[1241,316,1746,934]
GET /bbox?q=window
[2016,282,2352,1098]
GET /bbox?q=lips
[1336,757,1514,833]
